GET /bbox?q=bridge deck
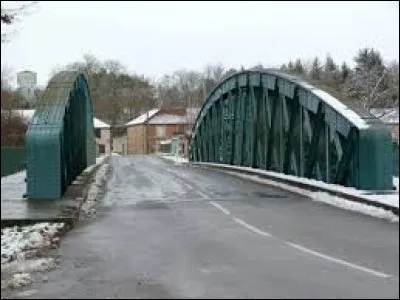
[8,155,397,299]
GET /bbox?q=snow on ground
[83,155,109,173]
[1,155,110,200]
[360,193,399,208]
[1,223,64,265]
[394,177,399,191]
[217,170,399,223]
[158,153,189,164]
[1,155,111,290]
[80,162,111,219]
[310,192,399,223]
[1,257,57,290]
[1,170,26,200]
[1,222,64,290]
[197,163,399,209]
[2,257,56,274]
[2,273,33,290]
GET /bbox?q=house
[125,107,200,155]
[93,118,111,155]
[112,125,128,156]
[7,109,113,156]
[370,108,399,142]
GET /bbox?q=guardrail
[191,162,399,216]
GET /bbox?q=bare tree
[1,65,13,90]
[202,63,226,98]
[343,48,398,115]
[344,65,398,115]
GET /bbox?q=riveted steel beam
[190,70,393,190]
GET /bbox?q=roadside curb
[0,157,109,229]
[157,154,189,165]
[191,162,399,216]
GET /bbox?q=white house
[93,118,111,155]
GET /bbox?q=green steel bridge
[25,70,394,200]
[25,72,96,199]
[189,70,393,191]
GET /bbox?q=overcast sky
[1,1,399,88]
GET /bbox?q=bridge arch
[26,71,96,199]
[189,70,393,190]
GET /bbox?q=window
[98,144,105,154]
[95,128,101,138]
[156,125,166,137]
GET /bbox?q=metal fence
[1,147,25,177]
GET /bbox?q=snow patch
[125,109,160,126]
[215,170,398,222]
[394,177,399,191]
[14,289,38,297]
[1,170,26,199]
[361,193,399,208]
[159,154,189,164]
[81,155,108,174]
[3,273,33,290]
[95,155,107,165]
[223,171,311,198]
[1,154,109,200]
[80,162,110,219]
[312,89,369,129]
[1,257,56,275]
[1,223,64,265]
[197,163,399,209]
[311,192,399,223]
[149,114,188,125]
[93,117,110,129]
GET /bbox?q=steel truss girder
[25,72,96,199]
[189,70,394,190]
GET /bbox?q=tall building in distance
[17,70,37,105]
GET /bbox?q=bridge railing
[25,72,96,200]
[189,70,394,191]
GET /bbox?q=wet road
[18,156,399,298]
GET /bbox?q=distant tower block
[17,70,37,104]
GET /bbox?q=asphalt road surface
[13,156,400,299]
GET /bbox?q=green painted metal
[1,147,25,177]
[393,141,399,177]
[189,70,393,190]
[25,72,96,199]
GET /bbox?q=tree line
[280,49,399,115]
[1,47,398,147]
[1,3,398,146]
[58,47,398,126]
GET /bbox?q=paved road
[15,156,400,298]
